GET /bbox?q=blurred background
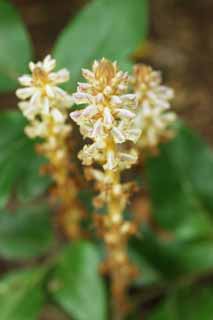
[1,1,213,319]
[3,0,213,144]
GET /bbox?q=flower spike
[132,64,176,151]
[16,55,85,239]
[70,58,140,318]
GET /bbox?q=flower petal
[70,110,83,122]
[126,128,141,142]
[43,55,56,72]
[104,107,113,127]
[82,105,98,117]
[18,75,32,86]
[51,108,64,122]
[111,95,122,105]
[16,87,36,99]
[82,68,95,82]
[73,92,93,104]
[112,127,125,143]
[45,85,55,98]
[50,69,70,84]
[91,119,102,137]
[120,94,136,105]
[116,108,135,119]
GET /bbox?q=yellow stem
[103,137,131,319]
[38,114,84,239]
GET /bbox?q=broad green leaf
[54,0,149,90]
[145,121,213,239]
[0,111,50,208]
[0,204,54,260]
[0,268,46,320]
[0,0,32,92]
[148,285,213,320]
[166,124,213,213]
[50,241,107,320]
[132,225,213,281]
[131,123,213,282]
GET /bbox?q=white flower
[132,64,176,149]
[25,120,48,138]
[132,64,174,110]
[136,104,176,148]
[70,59,139,143]
[70,58,140,170]
[16,55,72,120]
[16,55,73,147]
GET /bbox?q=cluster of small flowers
[95,211,138,311]
[16,55,84,239]
[70,59,141,313]
[70,58,141,171]
[85,166,137,209]
[16,55,73,141]
[16,55,177,315]
[132,64,176,151]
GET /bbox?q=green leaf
[53,0,149,90]
[50,241,107,320]
[0,111,50,208]
[0,204,54,260]
[148,285,213,320]
[0,0,33,92]
[132,226,213,281]
[145,121,213,239]
[131,122,213,282]
[0,268,46,320]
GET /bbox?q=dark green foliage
[0,0,32,92]
[0,112,50,208]
[146,122,213,234]
[49,241,107,320]
[148,286,213,320]
[54,0,149,90]
[0,204,54,260]
[0,268,47,320]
